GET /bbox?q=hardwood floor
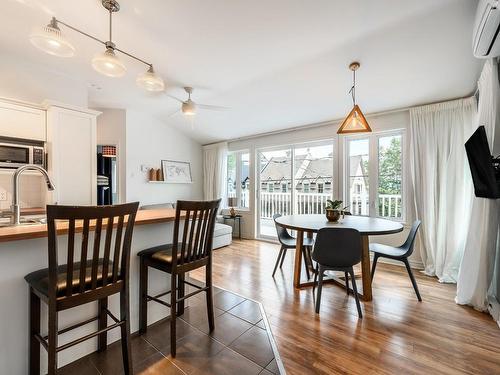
[190,240,500,375]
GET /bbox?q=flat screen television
[465,126,500,199]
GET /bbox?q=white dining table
[274,214,404,301]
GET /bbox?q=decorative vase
[229,207,236,217]
[325,209,341,222]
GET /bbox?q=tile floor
[58,286,284,375]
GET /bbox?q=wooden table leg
[360,235,372,301]
[293,230,304,288]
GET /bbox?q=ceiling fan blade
[165,93,184,103]
[167,109,181,118]
[197,103,230,111]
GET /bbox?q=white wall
[96,108,127,203]
[0,55,88,108]
[125,110,203,205]
[226,110,423,268]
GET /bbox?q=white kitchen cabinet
[0,99,45,141]
[46,104,100,205]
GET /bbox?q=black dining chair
[312,228,363,318]
[272,213,314,278]
[370,220,422,301]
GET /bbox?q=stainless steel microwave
[0,138,45,169]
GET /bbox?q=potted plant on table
[325,200,349,222]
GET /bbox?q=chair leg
[349,268,363,319]
[279,248,287,268]
[344,271,349,295]
[47,304,58,375]
[371,254,379,281]
[312,264,319,292]
[139,258,148,334]
[302,247,311,280]
[177,273,185,316]
[120,289,133,374]
[206,262,215,332]
[272,247,284,277]
[170,273,177,357]
[315,265,324,314]
[98,297,108,352]
[404,259,422,302]
[29,288,40,375]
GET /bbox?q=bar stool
[138,199,221,357]
[25,202,139,375]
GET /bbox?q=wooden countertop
[0,208,178,243]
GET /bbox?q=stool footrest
[38,314,124,353]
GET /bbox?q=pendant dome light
[136,65,165,92]
[29,17,75,57]
[29,0,164,91]
[92,42,126,77]
[337,62,372,134]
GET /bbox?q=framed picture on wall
[161,160,193,183]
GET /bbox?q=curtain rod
[203,93,475,146]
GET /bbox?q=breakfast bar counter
[0,208,179,243]
[0,208,186,374]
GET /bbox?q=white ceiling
[2,0,482,144]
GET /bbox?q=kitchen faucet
[11,165,55,225]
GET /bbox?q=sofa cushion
[214,223,232,237]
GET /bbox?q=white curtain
[456,59,500,311]
[409,97,476,283]
[202,142,228,205]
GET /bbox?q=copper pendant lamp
[337,62,372,134]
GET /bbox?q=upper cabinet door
[0,101,45,141]
[46,105,99,205]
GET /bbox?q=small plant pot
[325,209,341,222]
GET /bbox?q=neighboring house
[259,151,336,194]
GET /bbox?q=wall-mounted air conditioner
[473,0,500,58]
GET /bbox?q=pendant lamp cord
[349,69,356,106]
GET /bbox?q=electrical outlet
[0,191,7,201]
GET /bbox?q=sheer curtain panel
[456,59,500,311]
[409,97,476,283]
[203,142,228,203]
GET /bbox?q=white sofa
[140,203,232,250]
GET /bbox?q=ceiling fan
[167,87,229,116]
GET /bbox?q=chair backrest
[46,202,139,301]
[273,213,293,245]
[172,199,221,268]
[400,220,421,257]
[312,228,362,268]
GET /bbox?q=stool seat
[137,243,186,265]
[25,259,115,298]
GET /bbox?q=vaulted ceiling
[2,0,482,143]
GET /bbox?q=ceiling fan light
[136,65,165,91]
[29,18,75,57]
[91,47,126,78]
[182,100,196,116]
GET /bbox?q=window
[345,131,405,220]
[318,183,324,193]
[347,138,370,215]
[281,183,287,193]
[226,151,250,209]
[378,134,403,219]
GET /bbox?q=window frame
[343,129,406,222]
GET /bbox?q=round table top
[274,214,404,236]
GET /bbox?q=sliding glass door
[257,141,334,239]
[257,147,292,238]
